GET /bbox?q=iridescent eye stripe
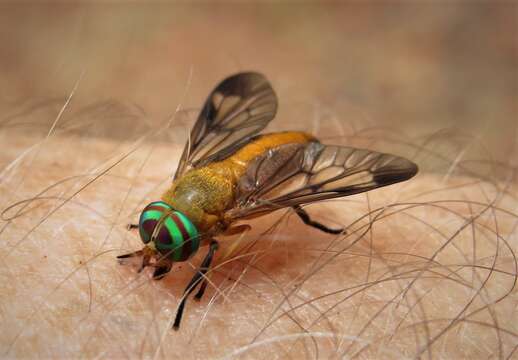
[169,213,192,261]
[153,211,199,261]
[145,201,172,212]
[150,201,172,209]
[140,219,157,244]
[146,205,170,212]
[141,210,163,222]
[138,201,173,243]
[163,217,183,261]
[139,210,164,243]
[174,211,200,255]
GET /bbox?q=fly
[118,72,418,329]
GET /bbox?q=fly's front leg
[174,240,219,330]
[293,205,344,234]
[152,262,172,280]
[193,223,250,302]
[117,249,143,260]
[126,224,138,231]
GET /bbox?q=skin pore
[1,3,517,358]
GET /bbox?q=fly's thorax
[138,201,200,262]
[162,167,234,231]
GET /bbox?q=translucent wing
[174,72,278,179]
[226,142,418,219]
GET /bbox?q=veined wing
[174,72,278,179]
[226,142,418,219]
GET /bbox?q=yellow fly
[118,72,418,329]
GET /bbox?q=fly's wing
[174,72,278,179]
[226,142,418,219]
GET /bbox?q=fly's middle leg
[293,205,344,234]
[193,240,219,301]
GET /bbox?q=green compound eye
[154,211,199,262]
[138,201,200,261]
[138,201,173,244]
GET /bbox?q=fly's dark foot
[153,264,172,280]
[127,223,139,231]
[194,281,208,301]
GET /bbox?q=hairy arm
[1,128,517,359]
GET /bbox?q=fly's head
[118,201,201,275]
[137,201,200,263]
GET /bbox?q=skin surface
[1,134,517,359]
[1,3,517,359]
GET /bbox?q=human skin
[1,128,517,359]
[1,3,517,358]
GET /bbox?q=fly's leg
[173,240,219,330]
[117,249,143,260]
[117,247,153,273]
[293,205,344,234]
[194,280,209,300]
[194,223,249,300]
[153,262,172,280]
[117,249,149,271]
[126,224,138,230]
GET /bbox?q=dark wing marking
[226,142,418,219]
[174,72,278,179]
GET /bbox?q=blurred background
[0,2,516,171]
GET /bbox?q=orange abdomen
[213,131,315,183]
